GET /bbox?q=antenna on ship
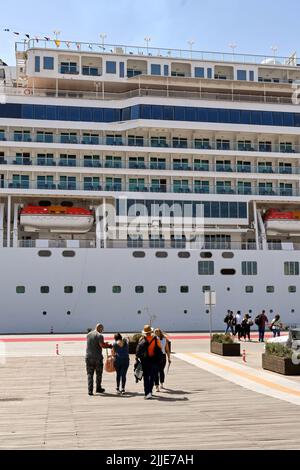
[144,36,151,55]
[100,33,107,49]
[271,45,278,62]
[187,40,195,59]
[229,42,237,61]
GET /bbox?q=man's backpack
[136,336,163,362]
[255,315,261,326]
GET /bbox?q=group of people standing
[85,323,171,400]
[224,310,283,342]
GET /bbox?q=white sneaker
[145,393,152,400]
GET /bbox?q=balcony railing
[1,155,299,176]
[0,180,298,198]
[2,85,295,105]
[2,132,300,155]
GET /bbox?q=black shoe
[96,387,105,393]
[88,392,93,396]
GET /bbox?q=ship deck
[0,333,300,450]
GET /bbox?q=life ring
[24,88,32,96]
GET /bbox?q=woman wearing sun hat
[136,325,163,400]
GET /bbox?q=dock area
[0,333,300,450]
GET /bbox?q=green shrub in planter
[212,333,234,344]
[265,343,293,359]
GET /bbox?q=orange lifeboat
[264,209,300,234]
[20,205,94,233]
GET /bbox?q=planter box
[262,353,300,376]
[211,341,240,357]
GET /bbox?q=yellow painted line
[186,353,300,398]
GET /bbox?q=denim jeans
[142,360,159,396]
[259,328,266,342]
[273,329,281,338]
[115,359,129,390]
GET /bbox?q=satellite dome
[261,57,282,65]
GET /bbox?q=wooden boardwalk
[0,353,300,450]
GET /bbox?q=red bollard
[242,349,247,363]
[56,344,59,356]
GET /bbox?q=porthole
[289,286,296,293]
[112,286,121,294]
[38,200,51,207]
[67,311,71,315]
[178,252,190,259]
[202,286,211,293]
[266,286,275,293]
[227,287,231,292]
[62,250,76,257]
[42,311,47,316]
[222,252,234,259]
[87,286,96,294]
[64,286,73,294]
[38,250,52,257]
[291,309,295,313]
[16,286,25,294]
[221,269,236,275]
[40,286,50,294]
[200,252,212,259]
[135,286,144,293]
[180,286,189,293]
[270,309,274,314]
[156,252,168,258]
[133,251,145,258]
[158,286,167,293]
[245,286,254,293]
[184,310,188,315]
[137,310,142,315]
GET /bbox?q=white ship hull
[0,248,299,334]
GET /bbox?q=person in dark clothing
[136,325,162,400]
[241,314,253,342]
[154,328,171,391]
[85,324,112,396]
[224,310,235,335]
[112,333,130,395]
[256,310,269,342]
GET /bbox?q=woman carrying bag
[112,333,130,395]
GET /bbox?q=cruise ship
[1,38,300,333]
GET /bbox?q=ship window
[67,311,71,316]
[156,252,168,258]
[133,251,145,258]
[222,252,234,259]
[135,286,144,293]
[64,286,73,294]
[158,286,167,293]
[237,70,247,81]
[38,200,51,206]
[180,286,189,293]
[43,57,54,70]
[245,286,254,293]
[38,250,52,257]
[42,311,47,316]
[112,286,121,294]
[221,269,236,275]
[151,64,161,76]
[195,67,205,78]
[62,250,76,257]
[242,261,257,275]
[87,286,96,294]
[284,262,299,276]
[178,252,190,258]
[200,252,212,259]
[61,201,73,207]
[289,286,297,293]
[198,261,214,275]
[35,56,40,73]
[106,61,117,74]
[266,286,275,293]
[202,286,211,293]
[40,286,50,294]
[16,286,25,294]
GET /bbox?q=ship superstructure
[0,39,300,333]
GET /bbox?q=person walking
[154,328,171,391]
[85,323,112,396]
[255,310,269,342]
[224,310,235,335]
[270,314,283,338]
[234,311,242,341]
[241,314,253,342]
[136,325,162,400]
[112,333,130,395]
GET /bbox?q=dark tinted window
[38,250,52,257]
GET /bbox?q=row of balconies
[0,154,297,175]
[0,132,298,154]
[0,176,295,197]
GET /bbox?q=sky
[1,0,300,65]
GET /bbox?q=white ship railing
[15,40,298,67]
[1,86,295,105]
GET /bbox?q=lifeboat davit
[20,205,94,233]
[264,209,300,234]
